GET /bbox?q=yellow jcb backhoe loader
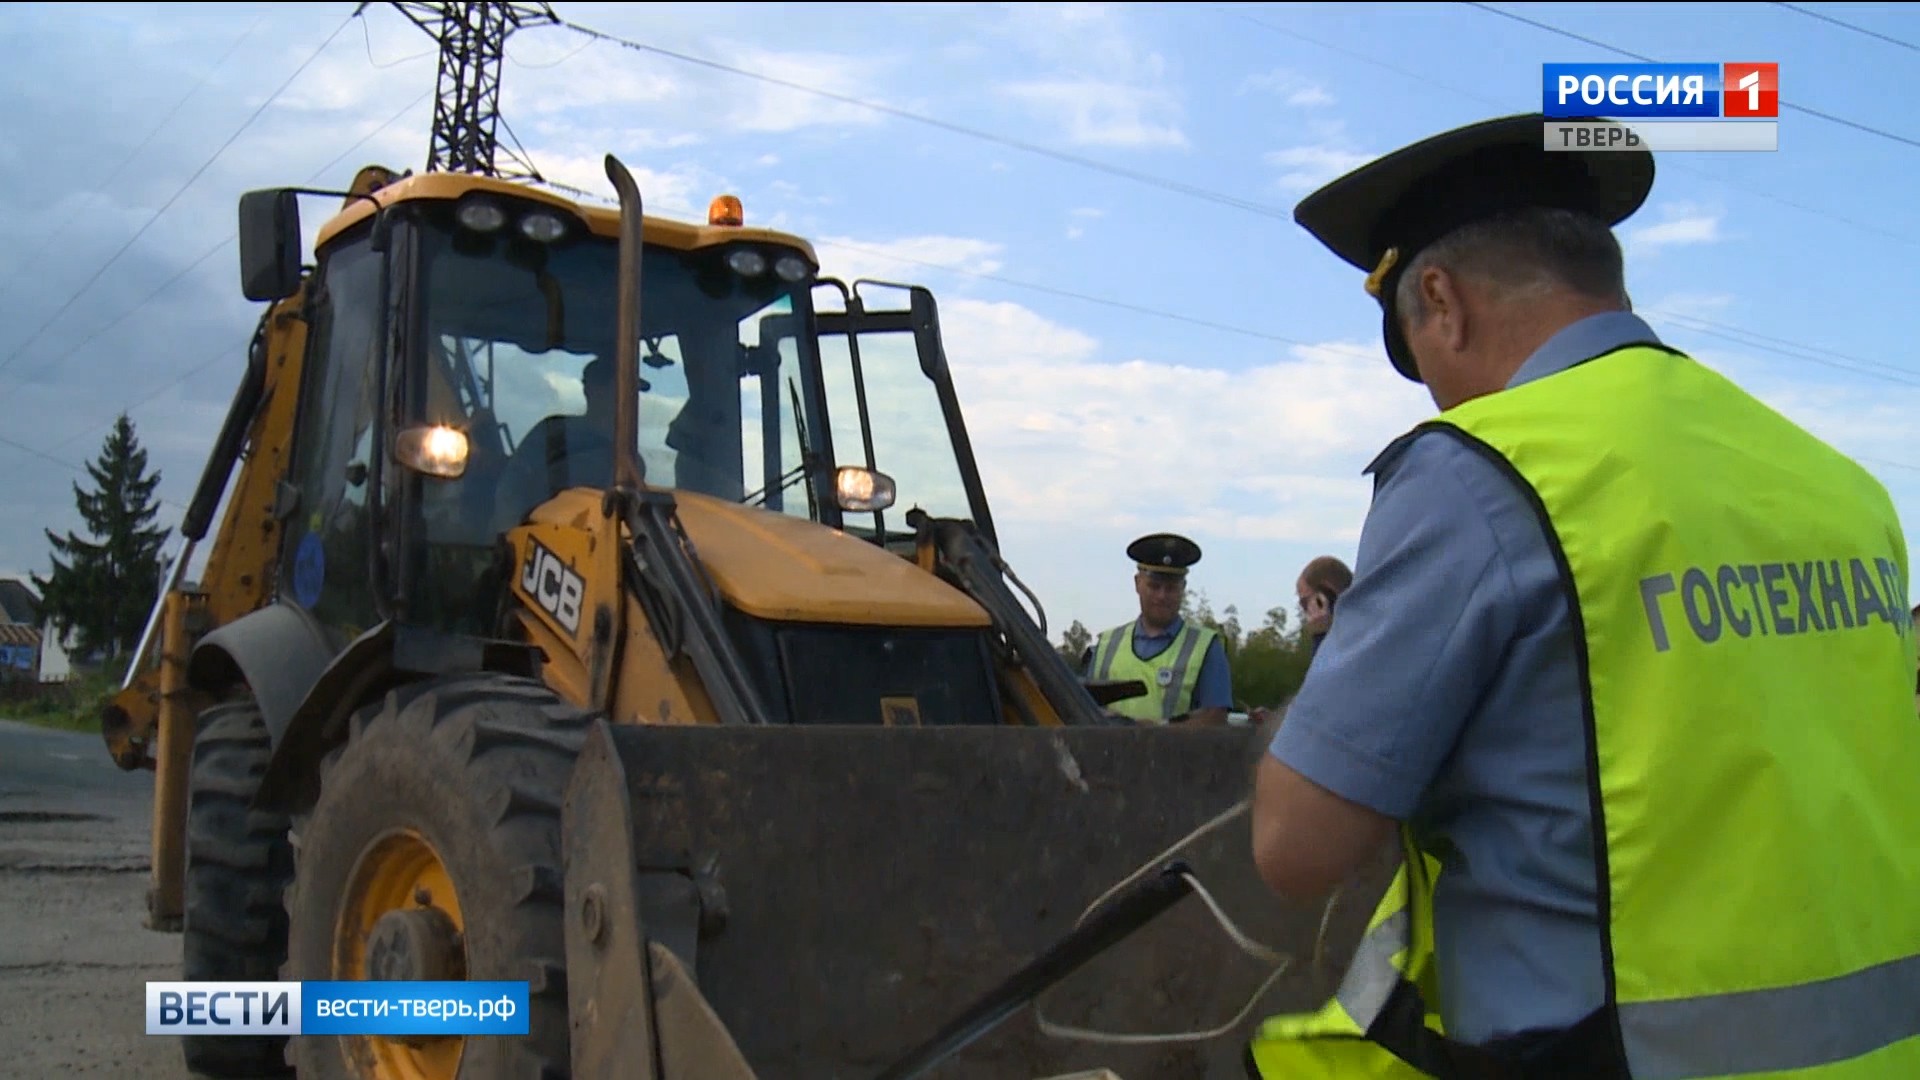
[101,151,1395,1079]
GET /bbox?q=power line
[6,237,231,393]
[4,88,428,396]
[310,87,436,185]
[361,11,437,69]
[1646,310,1920,388]
[505,28,597,69]
[552,17,1297,221]
[0,9,361,379]
[25,89,433,455]
[13,4,1920,492]
[1857,455,1920,476]
[1655,309,1920,383]
[813,238,1368,355]
[513,165,1920,390]
[1460,1,1920,152]
[1223,6,1920,251]
[1771,2,1920,52]
[121,117,1920,418]
[542,11,1920,380]
[520,175,1363,356]
[4,15,266,291]
[0,432,189,515]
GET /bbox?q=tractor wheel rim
[336,827,466,1080]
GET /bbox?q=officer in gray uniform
[1248,113,1666,1064]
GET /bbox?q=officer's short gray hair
[1395,206,1628,324]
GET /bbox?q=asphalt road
[0,719,185,1077]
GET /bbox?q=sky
[2,0,1919,646]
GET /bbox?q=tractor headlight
[774,254,812,283]
[728,249,768,277]
[835,466,896,513]
[519,210,569,243]
[395,424,469,479]
[457,198,508,233]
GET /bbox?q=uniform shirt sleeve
[1267,433,1524,821]
[1192,636,1234,710]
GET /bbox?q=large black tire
[181,698,297,1078]
[281,673,591,1079]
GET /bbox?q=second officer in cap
[1083,533,1233,726]
[1244,112,1920,1078]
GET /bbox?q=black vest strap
[1363,980,1629,1080]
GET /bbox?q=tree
[1186,593,1314,711]
[34,414,170,663]
[1230,605,1314,710]
[1057,619,1092,668]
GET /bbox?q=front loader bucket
[561,720,1401,1080]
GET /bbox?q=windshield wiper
[743,377,822,518]
[744,463,811,508]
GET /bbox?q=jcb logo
[520,538,584,637]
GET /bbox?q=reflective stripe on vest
[1247,834,1445,1079]
[1249,344,1920,1079]
[1091,620,1216,723]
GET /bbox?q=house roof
[0,579,39,625]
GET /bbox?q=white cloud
[520,152,712,216]
[1641,291,1736,321]
[812,235,1006,284]
[999,78,1187,149]
[1265,145,1374,191]
[928,299,1431,542]
[328,19,893,140]
[711,43,892,134]
[527,120,704,152]
[498,41,683,116]
[1065,207,1103,241]
[989,4,1187,149]
[1240,69,1335,107]
[1625,204,1724,255]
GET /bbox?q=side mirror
[238,189,301,302]
[907,286,949,380]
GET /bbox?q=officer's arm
[1186,637,1233,725]
[1251,436,1517,902]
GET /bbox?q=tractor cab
[239,172,996,644]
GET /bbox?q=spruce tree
[33,414,170,662]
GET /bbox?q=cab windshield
[406,201,826,551]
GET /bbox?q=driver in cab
[489,357,618,532]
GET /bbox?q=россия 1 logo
[1540,62,1779,152]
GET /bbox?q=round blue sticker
[293,533,325,608]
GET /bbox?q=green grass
[2,671,118,733]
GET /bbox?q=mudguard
[187,601,338,747]
[249,620,545,814]
[563,720,1402,1080]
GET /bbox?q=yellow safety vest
[1246,830,1446,1080]
[1248,344,1920,1078]
[1090,619,1219,724]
